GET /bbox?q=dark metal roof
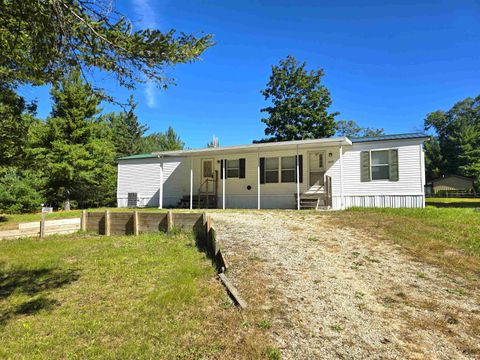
[428,174,476,184]
[351,132,430,143]
[117,153,157,160]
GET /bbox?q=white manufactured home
[117,133,429,210]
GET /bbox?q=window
[371,150,389,180]
[265,157,279,183]
[318,153,324,170]
[281,156,296,183]
[227,159,239,178]
[203,160,213,178]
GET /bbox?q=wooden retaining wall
[0,218,80,240]
[83,211,204,237]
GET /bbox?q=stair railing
[197,178,216,209]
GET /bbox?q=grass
[426,197,480,208]
[0,210,83,229]
[0,232,273,359]
[330,207,480,277]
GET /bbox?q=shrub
[0,167,45,213]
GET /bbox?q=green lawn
[0,232,272,359]
[426,197,480,208]
[331,207,480,276]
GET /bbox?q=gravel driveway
[211,211,480,360]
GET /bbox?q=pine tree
[452,124,480,180]
[108,96,148,157]
[32,71,116,209]
[139,126,185,153]
[0,84,37,167]
[424,95,479,183]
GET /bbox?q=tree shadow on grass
[0,266,79,326]
[0,215,7,223]
[0,296,60,326]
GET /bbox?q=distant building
[426,175,476,194]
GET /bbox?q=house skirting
[332,195,425,210]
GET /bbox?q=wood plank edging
[218,273,247,309]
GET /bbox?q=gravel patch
[212,211,480,360]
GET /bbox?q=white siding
[116,138,426,210]
[117,157,188,208]
[333,139,426,209]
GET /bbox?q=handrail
[198,178,215,192]
[197,177,216,209]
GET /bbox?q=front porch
[171,146,339,210]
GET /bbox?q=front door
[309,151,326,191]
[201,159,215,194]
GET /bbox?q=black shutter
[389,149,399,181]
[297,155,303,183]
[360,151,371,182]
[220,159,226,179]
[259,157,265,184]
[239,158,246,178]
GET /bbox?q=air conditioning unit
[127,193,138,208]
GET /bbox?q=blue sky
[19,0,480,148]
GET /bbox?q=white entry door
[201,159,215,193]
[309,151,326,191]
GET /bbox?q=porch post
[296,145,300,210]
[158,157,163,209]
[339,144,345,209]
[190,157,193,210]
[222,159,226,209]
[257,150,261,210]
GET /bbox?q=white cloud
[144,81,158,108]
[132,0,158,108]
[131,0,157,28]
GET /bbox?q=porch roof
[150,136,352,158]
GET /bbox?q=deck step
[178,194,217,209]
[299,198,319,210]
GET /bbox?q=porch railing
[197,172,218,208]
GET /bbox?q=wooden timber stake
[203,212,208,245]
[104,210,111,236]
[80,210,87,231]
[167,210,173,232]
[133,210,139,236]
[217,250,229,272]
[218,273,247,309]
[39,212,46,238]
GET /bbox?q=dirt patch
[212,211,480,360]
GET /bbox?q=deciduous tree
[423,137,446,180]
[335,120,384,138]
[259,55,338,141]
